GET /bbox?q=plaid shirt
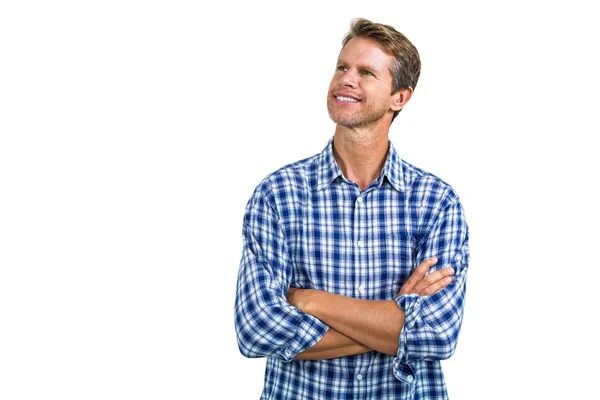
[235,138,470,399]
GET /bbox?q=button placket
[354,192,368,299]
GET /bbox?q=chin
[332,118,363,129]
[328,114,353,127]
[328,108,355,127]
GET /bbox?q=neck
[332,125,390,191]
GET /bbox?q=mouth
[335,95,360,103]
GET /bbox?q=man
[235,18,469,399]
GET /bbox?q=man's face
[327,38,398,128]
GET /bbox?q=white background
[1,1,599,399]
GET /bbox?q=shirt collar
[379,140,406,193]
[316,137,406,193]
[316,137,343,190]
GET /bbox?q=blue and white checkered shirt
[235,138,470,399]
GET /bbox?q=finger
[398,257,438,295]
[413,266,454,294]
[419,275,454,296]
[400,257,438,293]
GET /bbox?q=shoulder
[248,152,320,207]
[400,158,461,208]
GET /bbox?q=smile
[336,96,360,103]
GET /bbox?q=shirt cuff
[392,293,423,384]
[281,314,329,362]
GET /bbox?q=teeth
[336,96,359,102]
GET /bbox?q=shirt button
[357,196,363,203]
[357,240,364,247]
[356,374,363,380]
[407,375,414,383]
[358,285,365,294]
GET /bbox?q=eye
[337,65,348,72]
[360,70,374,77]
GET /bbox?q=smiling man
[235,18,470,399]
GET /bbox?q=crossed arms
[287,257,454,359]
[235,186,469,364]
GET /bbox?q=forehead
[338,38,394,71]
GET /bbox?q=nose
[340,69,358,88]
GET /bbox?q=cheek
[327,79,336,92]
[328,73,345,89]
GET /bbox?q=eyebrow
[337,58,382,73]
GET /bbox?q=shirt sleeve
[234,187,329,361]
[392,194,470,383]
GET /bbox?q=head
[340,18,421,123]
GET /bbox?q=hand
[286,287,301,308]
[287,287,315,313]
[398,257,454,296]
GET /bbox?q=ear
[390,87,413,112]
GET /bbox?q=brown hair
[342,18,421,121]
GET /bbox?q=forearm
[295,328,372,360]
[298,290,405,356]
[396,271,468,360]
